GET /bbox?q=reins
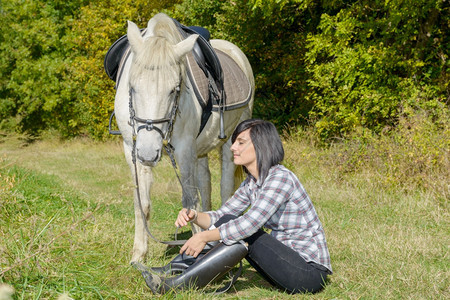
[128,82,189,246]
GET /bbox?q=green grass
[0,133,448,299]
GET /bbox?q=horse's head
[127,16,198,166]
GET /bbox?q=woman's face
[230,129,257,177]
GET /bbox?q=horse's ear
[127,20,144,53]
[173,34,199,60]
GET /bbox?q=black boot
[150,252,199,275]
[142,241,248,294]
[151,242,218,275]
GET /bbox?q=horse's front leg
[174,141,201,233]
[124,144,153,263]
[132,163,153,263]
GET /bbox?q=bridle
[128,85,180,149]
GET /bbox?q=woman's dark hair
[232,119,284,183]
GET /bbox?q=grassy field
[0,133,448,299]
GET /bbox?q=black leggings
[215,215,329,294]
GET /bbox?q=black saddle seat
[104,23,214,83]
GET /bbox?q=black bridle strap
[136,123,165,137]
[128,90,174,136]
[133,116,170,123]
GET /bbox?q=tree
[1,0,447,141]
[305,0,448,139]
[0,0,87,135]
[66,0,181,139]
[174,0,316,129]
[0,0,180,138]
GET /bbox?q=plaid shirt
[207,164,332,273]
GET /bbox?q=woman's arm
[175,208,211,230]
[180,227,221,257]
[174,182,252,257]
[175,208,221,257]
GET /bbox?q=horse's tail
[234,166,245,190]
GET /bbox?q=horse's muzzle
[137,150,161,166]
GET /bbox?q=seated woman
[142,119,332,294]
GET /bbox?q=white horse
[114,13,254,263]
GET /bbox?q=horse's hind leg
[196,155,212,211]
[220,139,237,204]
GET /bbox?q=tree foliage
[67,0,180,138]
[305,0,448,139]
[0,0,179,138]
[173,0,449,137]
[0,0,87,135]
[174,0,315,127]
[0,0,447,140]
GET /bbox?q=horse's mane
[130,14,185,89]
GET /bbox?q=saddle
[103,25,215,83]
[104,20,251,136]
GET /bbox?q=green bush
[313,108,449,197]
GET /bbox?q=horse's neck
[172,78,202,139]
[180,76,202,119]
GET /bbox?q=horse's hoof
[130,261,148,271]
[142,270,162,294]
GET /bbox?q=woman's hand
[175,208,197,228]
[180,233,207,257]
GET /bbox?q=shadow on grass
[158,230,193,258]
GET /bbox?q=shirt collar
[248,165,282,188]
[248,173,263,187]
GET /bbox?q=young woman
[142,119,332,294]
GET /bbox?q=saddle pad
[186,49,252,111]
